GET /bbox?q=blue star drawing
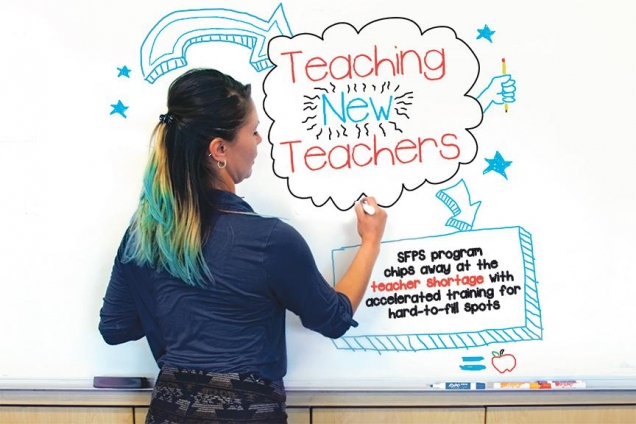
[110,100,129,118]
[483,151,512,179]
[477,24,496,43]
[117,65,131,78]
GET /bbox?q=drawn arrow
[436,179,481,231]
[140,4,293,84]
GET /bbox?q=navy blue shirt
[99,190,357,380]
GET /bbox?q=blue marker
[430,382,486,390]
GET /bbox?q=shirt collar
[209,189,255,214]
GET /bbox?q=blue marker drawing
[436,179,481,232]
[476,24,496,43]
[462,356,485,362]
[110,100,129,118]
[474,30,517,114]
[483,151,512,179]
[140,4,293,84]
[460,356,487,371]
[321,92,393,126]
[460,364,488,371]
[117,66,131,78]
[304,82,410,141]
[476,74,517,113]
[331,226,542,353]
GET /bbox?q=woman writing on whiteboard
[99,68,387,424]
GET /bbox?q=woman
[99,68,387,424]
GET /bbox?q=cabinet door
[134,407,148,423]
[487,406,636,424]
[312,407,485,424]
[0,407,132,424]
[135,406,310,424]
[287,407,311,424]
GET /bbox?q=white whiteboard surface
[1,0,636,390]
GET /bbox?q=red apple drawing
[491,349,517,373]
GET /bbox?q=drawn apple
[491,349,517,373]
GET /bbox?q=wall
[1,0,635,390]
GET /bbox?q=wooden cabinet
[134,406,310,424]
[312,407,485,424]
[134,407,147,423]
[134,406,311,423]
[1,388,635,424]
[488,406,636,424]
[287,407,311,424]
[0,407,132,424]
[3,405,636,423]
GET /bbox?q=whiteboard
[1,0,636,390]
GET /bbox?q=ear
[208,137,226,162]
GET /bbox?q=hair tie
[159,113,174,125]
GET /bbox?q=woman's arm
[265,197,387,337]
[333,197,387,312]
[99,233,145,345]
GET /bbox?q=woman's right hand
[334,196,387,313]
[354,197,387,247]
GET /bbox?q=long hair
[123,68,252,287]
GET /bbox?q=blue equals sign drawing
[460,356,486,371]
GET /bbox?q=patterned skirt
[145,365,287,424]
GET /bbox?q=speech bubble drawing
[330,226,542,352]
[264,18,483,210]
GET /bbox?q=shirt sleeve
[98,231,145,345]
[264,220,358,339]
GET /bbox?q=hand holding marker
[361,199,376,215]
[356,197,386,248]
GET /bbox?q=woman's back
[99,67,387,423]
[101,190,357,381]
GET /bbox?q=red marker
[542,380,587,389]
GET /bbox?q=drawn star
[483,151,512,179]
[477,25,496,43]
[110,100,129,118]
[117,65,131,78]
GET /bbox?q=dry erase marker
[430,382,486,390]
[547,380,586,389]
[493,382,547,389]
[361,200,376,215]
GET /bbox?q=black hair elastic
[159,113,174,125]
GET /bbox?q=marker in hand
[361,199,376,215]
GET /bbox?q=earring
[217,160,227,169]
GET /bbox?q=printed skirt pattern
[146,365,287,424]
